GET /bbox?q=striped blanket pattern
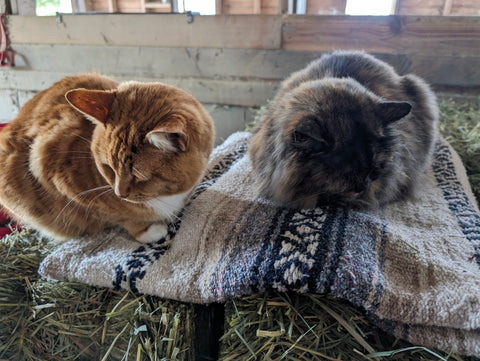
[40,132,480,356]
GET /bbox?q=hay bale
[439,97,480,202]
[0,230,194,361]
[220,293,478,360]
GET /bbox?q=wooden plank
[6,0,18,14]
[282,15,480,56]
[452,0,480,15]
[253,0,261,14]
[222,0,253,14]
[443,0,453,15]
[193,304,224,361]
[395,0,444,15]
[278,0,288,14]
[15,0,34,15]
[374,53,480,87]
[72,0,87,12]
[0,0,10,12]
[107,0,118,12]
[9,44,322,80]
[306,0,346,15]
[0,70,280,107]
[398,0,480,15]
[10,44,480,86]
[8,14,282,49]
[390,0,399,14]
[261,0,279,14]
[215,0,222,14]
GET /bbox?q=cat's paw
[136,223,168,244]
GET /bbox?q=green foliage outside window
[36,0,71,16]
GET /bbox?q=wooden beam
[282,15,480,56]
[0,70,280,107]
[8,14,480,54]
[107,0,118,12]
[10,44,480,87]
[278,0,288,14]
[193,304,224,361]
[390,0,399,15]
[253,0,261,14]
[8,14,282,49]
[71,0,86,13]
[0,0,9,13]
[443,0,453,15]
[215,0,222,14]
[8,44,322,80]
[7,0,18,14]
[16,0,34,15]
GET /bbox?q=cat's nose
[114,178,130,199]
[116,191,129,199]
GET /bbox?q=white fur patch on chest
[144,189,192,221]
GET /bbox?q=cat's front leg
[123,221,169,244]
[136,223,169,243]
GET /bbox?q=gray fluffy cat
[249,50,438,209]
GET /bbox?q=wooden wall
[215,0,479,15]
[81,0,171,13]
[395,0,480,15]
[1,15,479,143]
[218,0,281,14]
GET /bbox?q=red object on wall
[0,13,15,68]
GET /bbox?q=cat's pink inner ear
[65,89,115,124]
[147,123,188,152]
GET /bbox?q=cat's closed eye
[101,163,115,181]
[291,130,310,144]
[291,131,332,155]
[132,167,149,182]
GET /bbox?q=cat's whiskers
[72,133,93,145]
[84,188,114,220]
[55,185,111,223]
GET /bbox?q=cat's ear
[146,123,188,152]
[377,101,412,124]
[65,89,115,125]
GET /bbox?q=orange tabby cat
[0,74,215,243]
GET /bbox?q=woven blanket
[39,132,480,356]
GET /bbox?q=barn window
[36,0,72,15]
[345,0,394,15]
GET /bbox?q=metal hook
[56,12,63,24]
[186,11,194,24]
